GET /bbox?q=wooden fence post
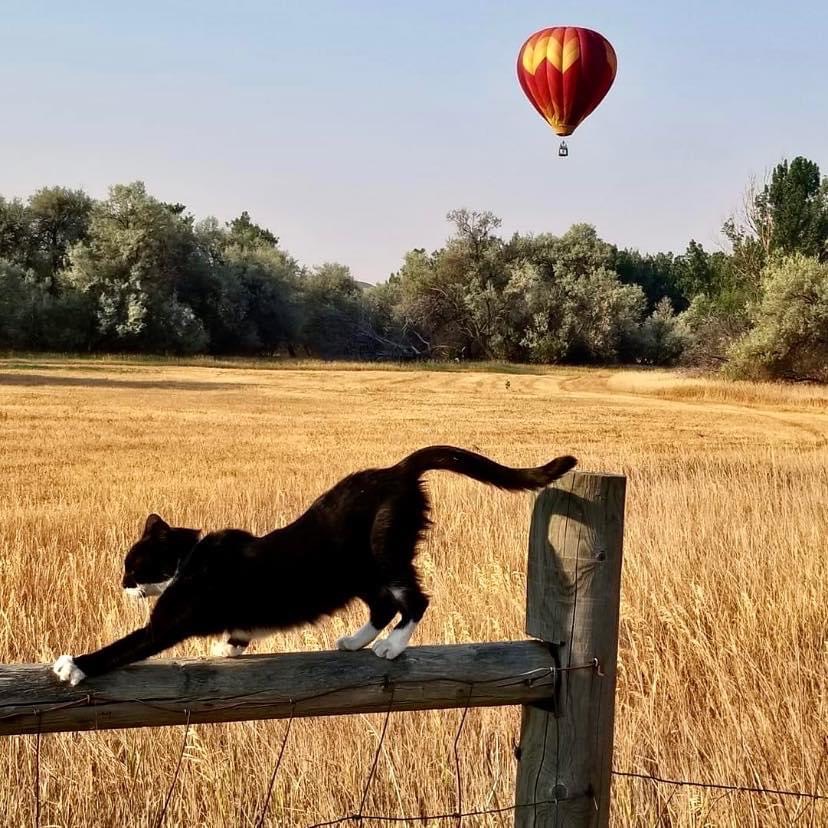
[514,471,626,827]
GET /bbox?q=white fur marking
[337,622,381,651]
[124,579,173,599]
[210,629,255,658]
[211,640,247,658]
[371,621,418,660]
[53,654,86,686]
[142,579,173,596]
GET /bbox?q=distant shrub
[677,294,751,370]
[728,254,828,382]
[632,298,687,365]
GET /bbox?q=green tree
[445,208,502,262]
[615,249,685,310]
[0,259,94,349]
[506,261,645,363]
[389,249,468,358]
[65,182,208,352]
[357,279,422,359]
[634,298,687,365]
[218,244,303,354]
[723,157,828,289]
[0,197,32,268]
[729,254,828,382]
[503,225,646,363]
[226,211,279,251]
[300,263,366,357]
[27,187,93,281]
[389,210,511,360]
[0,260,29,345]
[763,157,828,258]
[675,240,717,297]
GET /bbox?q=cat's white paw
[371,637,407,660]
[337,635,365,651]
[211,640,246,658]
[53,655,86,686]
[337,622,380,652]
[371,621,417,660]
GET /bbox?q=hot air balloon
[517,27,617,156]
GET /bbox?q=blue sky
[1,2,826,282]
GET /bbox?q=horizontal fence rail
[2,471,632,826]
[0,641,562,736]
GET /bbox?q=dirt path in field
[1,360,825,453]
[554,372,827,451]
[376,367,827,452]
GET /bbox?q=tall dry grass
[0,360,825,826]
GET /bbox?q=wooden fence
[0,471,626,827]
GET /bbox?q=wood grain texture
[0,641,557,736]
[515,472,626,827]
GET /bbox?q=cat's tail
[398,446,577,491]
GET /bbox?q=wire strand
[452,688,472,828]
[612,769,826,802]
[303,795,586,827]
[357,686,396,820]
[33,713,42,828]
[255,704,295,828]
[153,709,191,828]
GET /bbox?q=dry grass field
[0,357,826,827]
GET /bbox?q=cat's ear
[143,513,169,537]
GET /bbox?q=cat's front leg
[53,624,186,685]
[52,654,86,686]
[53,627,155,685]
[336,622,382,651]
[211,631,251,658]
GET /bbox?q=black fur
[59,446,576,680]
[122,514,201,594]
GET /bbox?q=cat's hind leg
[372,577,429,660]
[337,590,397,651]
[211,630,251,658]
[368,491,431,660]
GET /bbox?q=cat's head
[122,514,201,598]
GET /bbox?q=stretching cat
[53,445,576,686]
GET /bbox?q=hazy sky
[1,2,826,282]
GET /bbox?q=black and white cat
[53,445,576,686]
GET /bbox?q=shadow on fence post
[514,471,626,828]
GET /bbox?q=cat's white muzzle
[124,579,172,599]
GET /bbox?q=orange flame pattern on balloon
[517,27,617,137]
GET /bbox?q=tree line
[1,156,826,381]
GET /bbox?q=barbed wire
[303,797,585,826]
[452,689,472,828]
[33,713,42,828]
[611,769,827,802]
[359,686,396,818]
[23,657,826,826]
[301,677,591,826]
[154,708,190,828]
[255,704,295,828]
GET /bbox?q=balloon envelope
[517,27,617,137]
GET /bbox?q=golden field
[0,357,826,827]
